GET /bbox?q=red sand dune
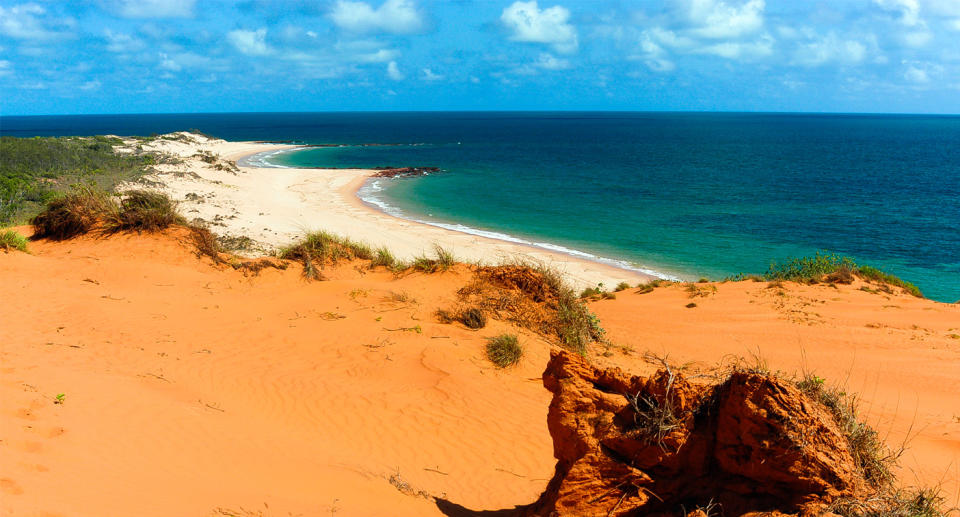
[1,229,958,515]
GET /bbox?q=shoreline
[132,134,656,289]
[243,145,674,281]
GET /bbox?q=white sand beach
[122,132,653,289]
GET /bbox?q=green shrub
[0,229,29,253]
[614,281,631,292]
[486,334,522,367]
[411,245,456,273]
[857,265,923,298]
[765,252,856,282]
[370,246,397,269]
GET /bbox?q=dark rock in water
[526,350,862,517]
[372,166,441,178]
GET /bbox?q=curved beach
[131,134,654,289]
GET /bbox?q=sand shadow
[434,498,528,517]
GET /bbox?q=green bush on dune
[1,136,155,226]
[761,252,923,298]
[0,229,29,253]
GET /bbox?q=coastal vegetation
[0,229,29,253]
[0,135,155,225]
[722,252,924,298]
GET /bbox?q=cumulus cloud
[792,33,867,67]
[117,0,195,19]
[500,1,578,53]
[330,0,423,34]
[0,3,72,40]
[684,0,766,39]
[386,60,404,80]
[227,28,272,56]
[695,33,773,58]
[421,68,443,81]
[159,52,181,72]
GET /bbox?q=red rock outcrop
[527,351,862,517]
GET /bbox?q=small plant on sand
[459,307,487,329]
[486,334,523,367]
[411,245,456,273]
[370,246,398,269]
[54,393,65,405]
[281,230,375,279]
[614,281,631,292]
[0,229,29,253]
[31,187,114,240]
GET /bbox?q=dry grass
[486,334,523,367]
[280,230,375,280]
[31,187,114,240]
[105,190,185,233]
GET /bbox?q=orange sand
[1,230,958,515]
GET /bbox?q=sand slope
[588,280,960,504]
[2,231,959,515]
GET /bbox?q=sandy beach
[123,133,652,290]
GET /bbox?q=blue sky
[2,0,960,115]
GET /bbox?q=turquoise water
[4,112,958,301]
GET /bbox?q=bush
[411,245,456,273]
[486,334,522,367]
[106,190,184,233]
[765,252,856,283]
[614,281,631,292]
[31,188,113,240]
[0,229,29,253]
[459,307,487,329]
[857,265,923,298]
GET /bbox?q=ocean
[3,112,958,302]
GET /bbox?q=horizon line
[3,109,960,118]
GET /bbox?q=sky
[2,0,960,115]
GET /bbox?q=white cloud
[227,28,271,56]
[695,33,774,59]
[330,0,423,34]
[421,68,443,81]
[80,80,101,91]
[117,0,194,19]
[159,53,181,72]
[0,59,11,77]
[873,0,921,26]
[0,3,71,40]
[500,1,578,53]
[534,52,570,70]
[793,33,867,67]
[157,51,212,72]
[684,0,766,39]
[904,65,928,82]
[387,60,404,80]
[358,48,398,63]
[307,31,318,38]
[104,29,144,53]
[902,29,932,47]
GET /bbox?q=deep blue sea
[3,112,958,302]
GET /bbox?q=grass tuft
[614,281,631,292]
[411,245,457,273]
[0,229,29,253]
[280,230,375,279]
[795,373,894,489]
[105,190,185,233]
[31,187,114,240]
[459,307,487,329]
[485,334,523,368]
